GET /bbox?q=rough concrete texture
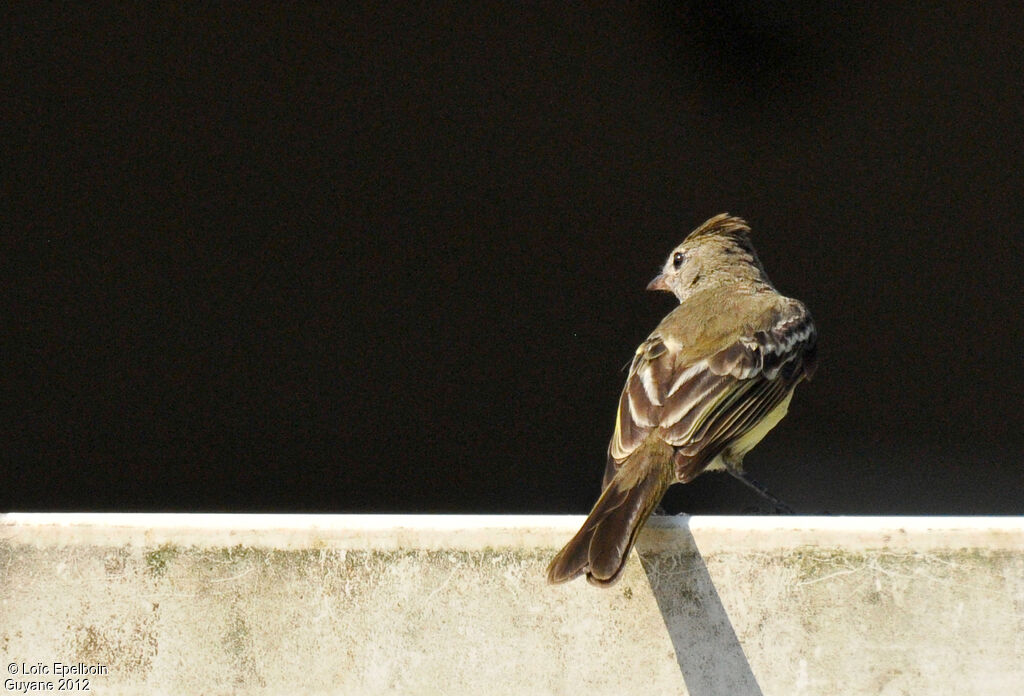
[1,514,1022,695]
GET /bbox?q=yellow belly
[704,388,794,472]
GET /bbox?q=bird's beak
[646,274,670,292]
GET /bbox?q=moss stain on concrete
[144,543,180,576]
[70,614,159,680]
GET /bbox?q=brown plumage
[547,214,817,586]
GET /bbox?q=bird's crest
[685,213,751,241]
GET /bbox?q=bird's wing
[606,298,816,486]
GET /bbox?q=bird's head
[646,213,770,301]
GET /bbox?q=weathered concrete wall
[1,514,1021,695]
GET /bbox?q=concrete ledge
[2,514,1022,695]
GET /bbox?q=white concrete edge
[3,512,1024,531]
[2,513,1022,551]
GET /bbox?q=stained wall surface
[2,515,1021,695]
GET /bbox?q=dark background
[4,3,1022,514]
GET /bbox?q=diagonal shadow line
[637,517,764,696]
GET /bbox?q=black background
[5,3,1022,514]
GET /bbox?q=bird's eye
[672,252,685,269]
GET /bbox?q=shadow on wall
[639,521,764,696]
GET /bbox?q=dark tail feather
[547,449,672,587]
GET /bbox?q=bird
[547,213,817,586]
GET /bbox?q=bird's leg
[726,468,796,514]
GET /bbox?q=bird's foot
[727,468,797,514]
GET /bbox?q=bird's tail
[547,442,673,586]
